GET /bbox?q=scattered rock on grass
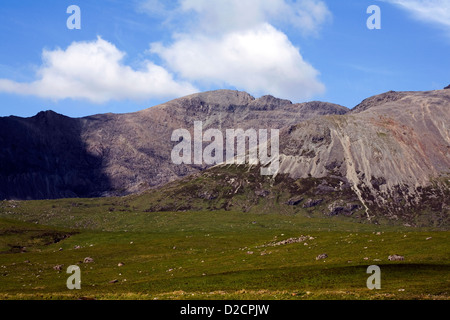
[83,257,94,263]
[259,236,310,248]
[316,253,328,260]
[388,254,404,261]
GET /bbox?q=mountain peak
[32,110,66,119]
[249,95,292,110]
[298,101,349,115]
[31,110,69,123]
[178,89,255,106]
[351,91,407,113]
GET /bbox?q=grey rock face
[278,89,450,222]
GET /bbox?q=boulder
[83,257,94,263]
[316,253,328,260]
[388,254,404,261]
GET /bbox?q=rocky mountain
[276,89,449,224]
[1,88,448,226]
[0,90,348,200]
[128,89,449,227]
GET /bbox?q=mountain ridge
[125,89,449,226]
[0,89,348,200]
[1,88,448,226]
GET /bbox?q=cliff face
[0,90,348,199]
[276,90,449,221]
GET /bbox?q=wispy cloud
[138,0,331,36]
[346,63,395,76]
[177,0,331,36]
[381,0,450,29]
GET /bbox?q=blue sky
[0,0,449,118]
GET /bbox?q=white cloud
[178,0,331,36]
[1,1,330,104]
[382,0,450,29]
[151,23,325,101]
[0,37,197,103]
[143,0,329,101]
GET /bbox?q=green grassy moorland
[0,197,448,300]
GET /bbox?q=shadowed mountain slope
[0,90,348,199]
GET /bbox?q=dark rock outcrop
[327,201,361,216]
[286,196,304,206]
[303,199,323,208]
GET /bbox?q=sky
[0,0,449,118]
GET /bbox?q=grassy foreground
[0,198,448,300]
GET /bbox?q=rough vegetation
[0,204,448,300]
